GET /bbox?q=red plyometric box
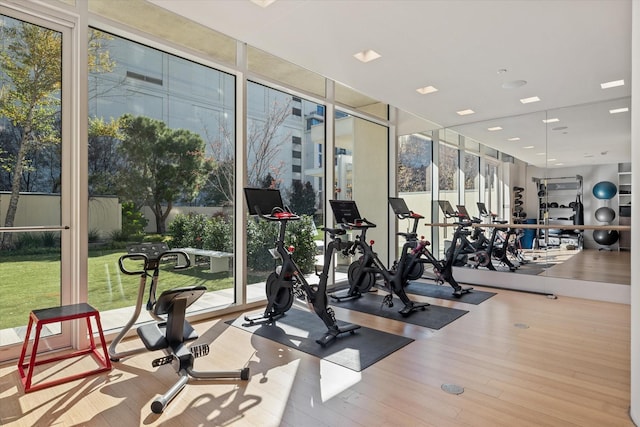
[17,303,112,393]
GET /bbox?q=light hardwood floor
[0,286,632,426]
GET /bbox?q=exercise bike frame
[108,244,249,414]
[390,202,472,297]
[333,217,430,317]
[244,206,360,347]
[108,246,191,361]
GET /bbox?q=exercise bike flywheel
[266,272,294,315]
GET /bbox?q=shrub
[168,212,316,274]
[202,215,233,252]
[121,202,148,238]
[246,214,316,274]
[246,217,279,272]
[14,233,41,250]
[88,228,101,243]
[169,212,232,251]
[40,231,60,248]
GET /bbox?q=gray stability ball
[592,229,619,246]
[594,206,616,223]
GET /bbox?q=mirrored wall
[429,97,631,284]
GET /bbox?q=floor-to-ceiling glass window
[438,141,460,255]
[333,111,389,266]
[86,30,236,330]
[245,82,326,303]
[397,133,433,256]
[463,151,481,218]
[0,13,67,351]
[485,159,500,219]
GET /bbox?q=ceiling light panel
[250,0,277,7]
[520,96,541,104]
[487,126,502,131]
[542,118,559,123]
[354,49,381,63]
[416,86,438,95]
[507,137,520,141]
[601,79,624,89]
[610,107,629,114]
[456,109,475,116]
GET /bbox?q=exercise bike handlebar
[395,211,424,220]
[319,226,346,238]
[118,250,191,275]
[339,218,376,230]
[254,206,301,222]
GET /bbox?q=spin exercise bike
[328,199,430,317]
[108,243,249,414]
[476,202,522,271]
[388,197,472,297]
[243,188,360,347]
[438,201,493,269]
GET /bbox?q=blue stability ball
[594,206,616,223]
[592,229,619,246]
[592,181,618,200]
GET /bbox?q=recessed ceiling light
[547,158,557,162]
[523,145,534,149]
[353,49,381,63]
[250,0,277,7]
[502,80,527,89]
[507,137,520,141]
[542,118,559,123]
[487,126,502,131]
[555,163,564,166]
[601,79,624,89]
[416,86,438,95]
[610,107,629,114]
[536,152,546,155]
[456,109,475,116]
[520,96,540,104]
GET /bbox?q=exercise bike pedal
[452,286,473,297]
[381,293,394,308]
[152,355,174,367]
[399,302,430,317]
[190,343,210,358]
[315,323,361,347]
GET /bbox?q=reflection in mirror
[443,98,631,284]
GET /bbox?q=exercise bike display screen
[438,200,457,217]
[388,197,411,215]
[330,200,362,224]
[456,205,471,220]
[244,187,284,216]
[477,202,488,216]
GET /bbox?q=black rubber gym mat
[226,307,413,372]
[405,281,496,305]
[332,292,468,330]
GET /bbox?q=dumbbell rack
[533,175,583,249]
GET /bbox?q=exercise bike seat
[137,286,206,351]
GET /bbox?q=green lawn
[0,249,243,330]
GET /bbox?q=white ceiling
[149,0,632,168]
